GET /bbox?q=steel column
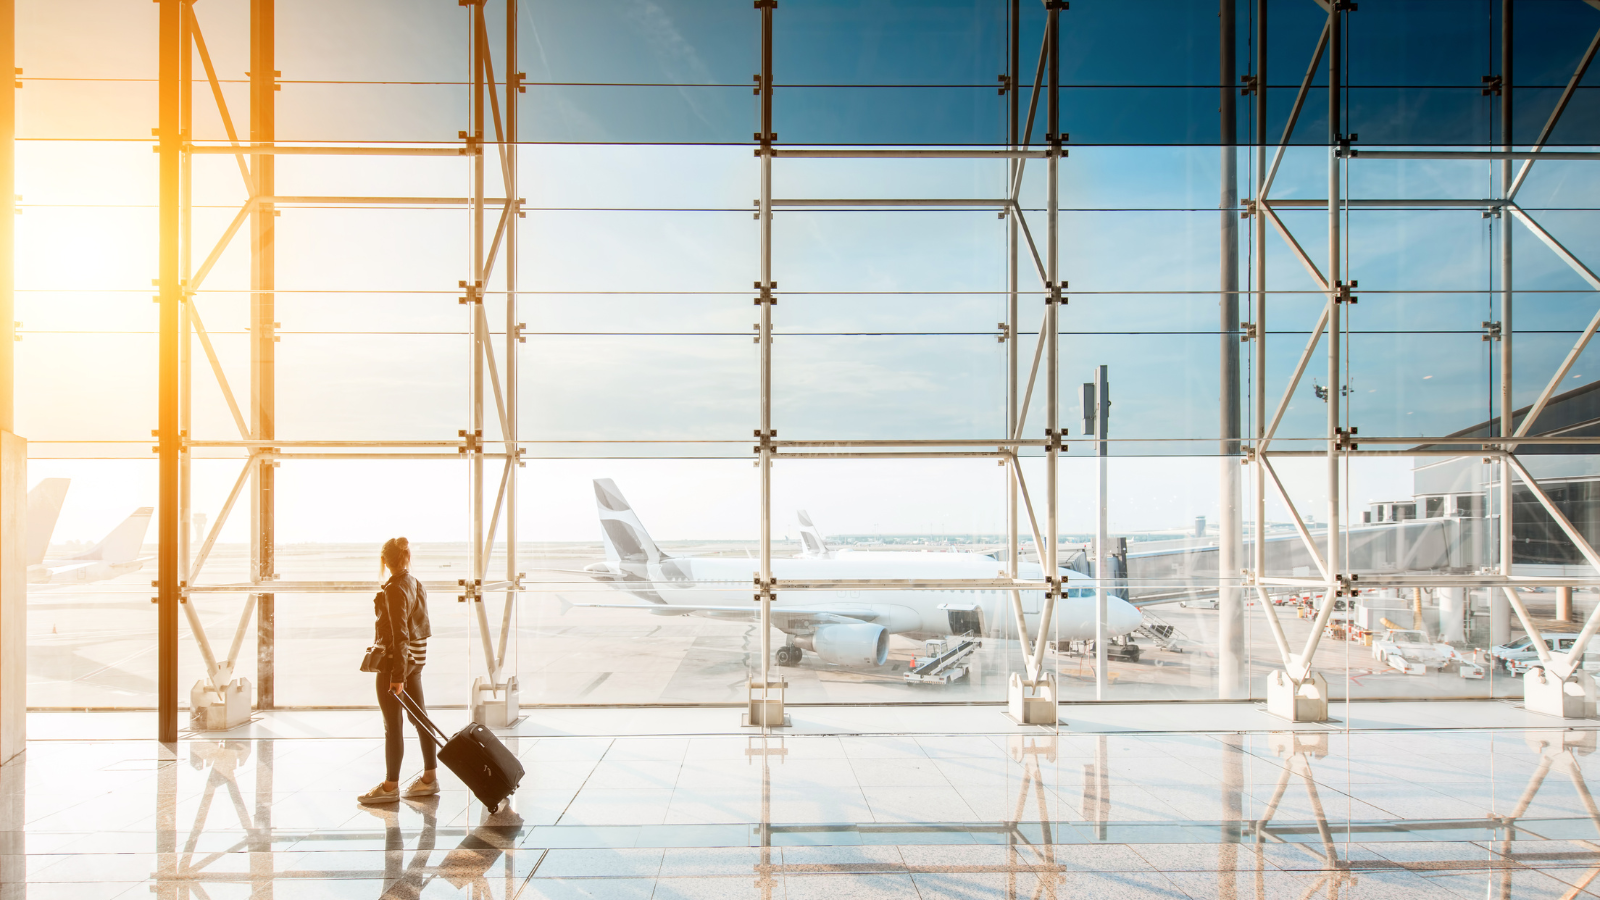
[1093,367,1108,699]
[504,0,519,689]
[158,0,181,744]
[1253,0,1269,664]
[1218,0,1244,700]
[249,0,276,710]
[1326,0,1342,630]
[756,0,776,720]
[469,0,489,697]
[179,2,192,587]
[1499,0,1514,589]
[1041,0,1062,682]
[1006,0,1020,640]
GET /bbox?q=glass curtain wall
[18,0,1600,713]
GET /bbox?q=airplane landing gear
[776,645,803,667]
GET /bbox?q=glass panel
[26,460,159,708]
[24,0,1600,716]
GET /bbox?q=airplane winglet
[25,478,70,567]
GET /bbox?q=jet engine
[811,623,889,667]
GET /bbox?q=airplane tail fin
[77,507,154,563]
[26,478,70,566]
[797,509,833,557]
[592,479,665,565]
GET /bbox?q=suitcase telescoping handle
[394,688,450,749]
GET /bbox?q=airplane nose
[1109,598,1143,636]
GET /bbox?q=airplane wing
[560,599,885,629]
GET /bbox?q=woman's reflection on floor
[366,795,438,900]
[369,796,525,899]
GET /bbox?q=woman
[358,536,439,804]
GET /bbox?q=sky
[13,0,1600,546]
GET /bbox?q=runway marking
[575,672,612,699]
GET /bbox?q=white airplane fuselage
[590,551,1144,641]
[28,558,145,585]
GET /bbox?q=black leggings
[377,666,437,782]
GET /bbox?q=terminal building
[4,1,1600,897]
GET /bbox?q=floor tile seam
[25,723,1600,745]
[544,737,617,830]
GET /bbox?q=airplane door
[939,603,984,637]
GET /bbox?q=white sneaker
[357,783,400,805]
[401,776,440,798]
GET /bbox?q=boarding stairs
[1135,609,1187,652]
[905,635,981,685]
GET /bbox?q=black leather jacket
[374,571,431,680]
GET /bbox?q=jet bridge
[1119,514,1490,608]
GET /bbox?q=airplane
[564,479,1143,668]
[28,506,154,585]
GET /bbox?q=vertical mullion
[158,0,182,744]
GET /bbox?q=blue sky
[14,0,1600,544]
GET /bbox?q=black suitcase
[397,691,525,811]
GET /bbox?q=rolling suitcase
[397,690,525,811]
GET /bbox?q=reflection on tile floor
[7,715,1600,898]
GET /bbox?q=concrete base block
[189,677,253,731]
[1007,672,1059,725]
[1266,670,1329,723]
[471,676,520,729]
[1524,669,1597,720]
[745,680,787,727]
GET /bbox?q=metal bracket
[997,74,1012,96]
[458,280,483,305]
[753,576,778,602]
[458,578,482,603]
[457,429,482,454]
[1240,446,1256,465]
[997,321,1011,343]
[1241,198,1256,219]
[753,280,777,305]
[514,322,527,344]
[1334,573,1359,597]
[1239,74,1258,96]
[456,130,481,155]
[1481,75,1503,97]
[1240,322,1258,342]
[1482,320,1503,342]
[1335,426,1359,451]
[1334,133,1359,158]
[753,428,777,456]
[1043,281,1067,305]
[1334,280,1358,304]
[1044,428,1067,453]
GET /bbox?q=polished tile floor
[8,703,1600,899]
